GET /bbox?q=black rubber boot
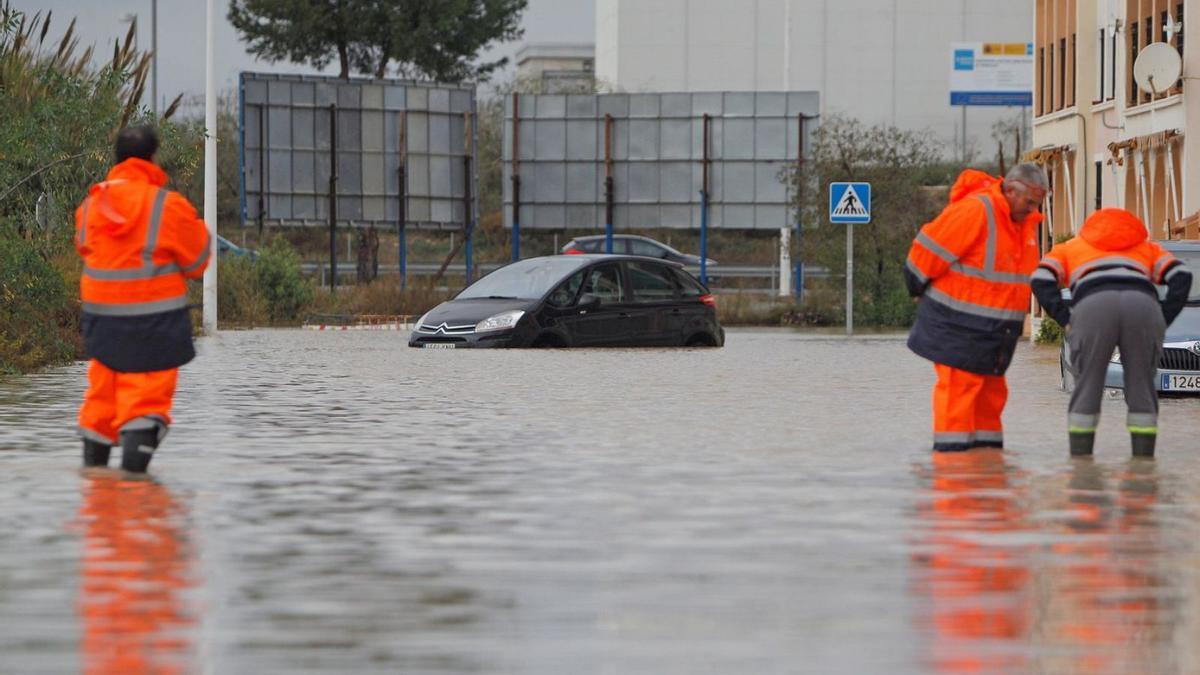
[1131,433,1156,458]
[82,439,112,467]
[1069,431,1095,457]
[119,429,160,473]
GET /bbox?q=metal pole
[794,112,809,302]
[201,0,217,334]
[511,93,521,262]
[846,223,854,336]
[464,111,474,284]
[257,104,265,233]
[329,103,338,291]
[151,0,158,117]
[700,114,710,285]
[398,111,407,289]
[778,227,790,296]
[604,113,614,253]
[960,105,967,163]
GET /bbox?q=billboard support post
[511,93,521,262]
[699,113,711,286]
[463,112,474,284]
[328,103,338,291]
[604,113,614,253]
[257,103,265,234]
[398,111,408,290]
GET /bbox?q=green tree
[789,115,943,326]
[227,0,527,82]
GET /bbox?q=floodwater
[2,329,1200,674]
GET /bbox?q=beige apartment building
[1031,0,1199,242]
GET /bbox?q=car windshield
[457,257,588,301]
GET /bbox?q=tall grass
[0,2,194,374]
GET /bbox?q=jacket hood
[1079,208,1148,251]
[948,169,1002,203]
[85,158,168,236]
[949,169,1044,228]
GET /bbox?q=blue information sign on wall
[829,183,871,224]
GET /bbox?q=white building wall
[595,0,1035,156]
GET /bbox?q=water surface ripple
[2,329,1199,673]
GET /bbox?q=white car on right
[1061,241,1200,394]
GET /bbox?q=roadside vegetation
[3,1,1034,374]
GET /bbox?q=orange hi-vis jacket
[904,170,1043,375]
[76,158,210,316]
[75,158,210,372]
[1031,208,1191,328]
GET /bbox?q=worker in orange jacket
[904,164,1048,451]
[1032,208,1192,457]
[75,126,211,472]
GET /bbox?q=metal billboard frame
[238,72,481,287]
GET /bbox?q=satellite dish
[1133,42,1182,95]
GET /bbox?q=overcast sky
[20,0,594,110]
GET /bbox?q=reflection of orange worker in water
[1035,459,1172,673]
[913,450,1033,673]
[78,474,195,673]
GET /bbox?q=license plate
[1162,373,1200,391]
[422,343,456,350]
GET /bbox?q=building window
[1095,160,1103,211]
[1097,28,1106,101]
[1111,27,1118,99]
[1059,38,1067,107]
[1039,46,1046,115]
[1178,4,1186,57]
[1070,33,1077,107]
[1130,20,1139,106]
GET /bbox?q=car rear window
[629,239,665,258]
[628,261,679,302]
[671,268,708,298]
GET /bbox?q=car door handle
[618,312,631,319]
[669,308,682,315]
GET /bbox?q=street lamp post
[151,0,157,117]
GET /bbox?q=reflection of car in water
[79,475,195,672]
[1061,242,1200,394]
[409,254,724,349]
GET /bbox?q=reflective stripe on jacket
[1031,207,1192,328]
[905,170,1042,375]
[75,158,211,372]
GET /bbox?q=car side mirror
[577,293,601,311]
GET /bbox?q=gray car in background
[561,234,717,268]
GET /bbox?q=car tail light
[699,294,717,307]
[565,248,584,255]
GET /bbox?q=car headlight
[1111,347,1121,364]
[475,310,524,333]
[413,311,431,331]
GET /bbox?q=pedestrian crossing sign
[829,182,871,224]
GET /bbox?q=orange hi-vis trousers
[932,363,1008,451]
[78,359,177,445]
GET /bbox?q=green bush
[216,255,268,326]
[0,237,75,373]
[1034,316,1064,345]
[255,238,313,323]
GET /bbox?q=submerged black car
[409,255,725,348]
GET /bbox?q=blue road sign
[829,182,871,224]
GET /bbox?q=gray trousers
[1067,289,1165,433]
